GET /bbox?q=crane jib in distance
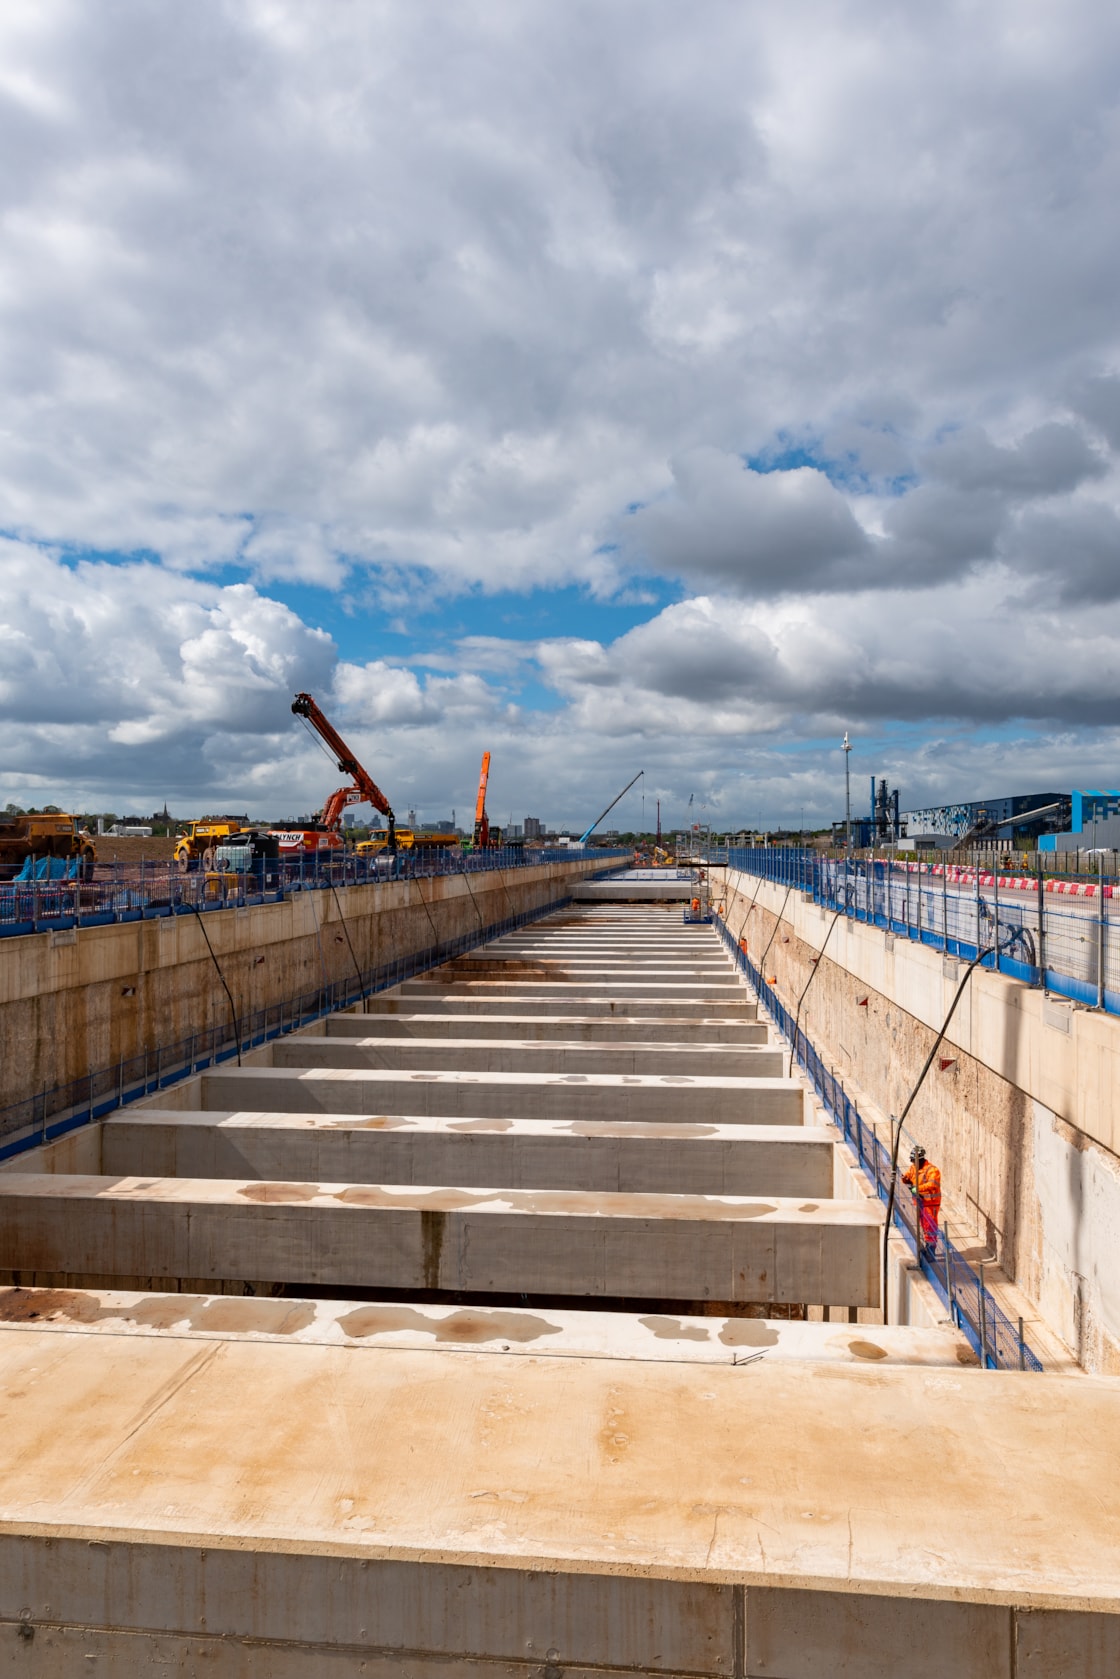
[291,692,397,852]
[474,749,492,849]
[578,770,644,847]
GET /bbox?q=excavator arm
[473,750,491,849]
[292,692,396,849]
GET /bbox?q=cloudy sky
[2,0,1119,831]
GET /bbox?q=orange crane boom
[291,692,397,848]
[473,750,492,849]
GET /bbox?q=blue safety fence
[0,889,586,1160]
[715,912,1042,1372]
[708,846,1120,1017]
[0,846,628,939]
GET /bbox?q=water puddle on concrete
[239,1183,321,1203]
[638,1315,711,1343]
[336,1305,562,1344]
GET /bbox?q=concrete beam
[572,881,692,899]
[103,1112,835,1197]
[357,995,759,1019]
[326,1012,769,1043]
[0,1285,975,1366]
[0,1326,1115,1656]
[439,967,735,980]
[195,1067,807,1126]
[272,1035,784,1077]
[0,1174,881,1305]
[396,979,745,998]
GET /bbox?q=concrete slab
[0,1174,881,1304]
[396,979,745,998]
[0,1327,1114,1636]
[0,1286,974,1366]
[397,980,748,987]
[356,995,759,1019]
[436,967,735,980]
[103,1112,836,1197]
[327,1012,769,1043]
[572,881,692,899]
[273,1035,784,1077]
[196,1067,808,1126]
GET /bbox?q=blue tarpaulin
[13,855,81,882]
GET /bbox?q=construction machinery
[471,751,496,849]
[356,827,457,859]
[950,799,1067,853]
[202,830,282,897]
[174,817,249,874]
[577,770,643,847]
[290,692,396,852]
[0,812,96,881]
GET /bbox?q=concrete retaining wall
[720,868,1120,1373]
[0,860,600,1118]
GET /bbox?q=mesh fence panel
[0,890,587,1158]
[714,847,1119,1015]
[715,910,1042,1373]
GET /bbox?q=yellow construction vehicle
[356,828,456,858]
[174,817,248,873]
[0,812,96,881]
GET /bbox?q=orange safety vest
[903,1160,941,1213]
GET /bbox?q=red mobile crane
[473,750,492,849]
[290,692,397,852]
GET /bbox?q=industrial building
[1039,789,1120,852]
[901,790,1070,848]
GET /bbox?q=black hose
[413,875,442,954]
[881,943,993,1323]
[788,904,845,1078]
[755,882,794,981]
[328,878,367,1005]
[189,905,242,1067]
[460,863,485,928]
[734,868,767,946]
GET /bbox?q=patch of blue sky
[745,431,916,498]
[47,539,163,572]
[43,537,678,674]
[249,576,682,666]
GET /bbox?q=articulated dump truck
[0,812,96,881]
[173,817,249,873]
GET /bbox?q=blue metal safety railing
[714,911,1042,1372]
[707,845,1120,1017]
[0,890,585,1161]
[0,846,629,939]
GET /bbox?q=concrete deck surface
[0,1174,881,1304]
[195,1066,808,1125]
[103,1111,836,1196]
[273,1034,784,1076]
[0,1325,1115,1613]
[0,1286,972,1366]
[396,978,744,996]
[356,994,759,1017]
[329,1010,766,1039]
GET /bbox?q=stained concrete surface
[356,994,758,1017]
[326,1011,767,1042]
[0,1173,881,1304]
[195,1066,808,1126]
[102,1111,836,1196]
[0,1328,1116,1617]
[0,1285,971,1365]
[273,1034,784,1076]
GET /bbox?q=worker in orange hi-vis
[903,1144,942,1259]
